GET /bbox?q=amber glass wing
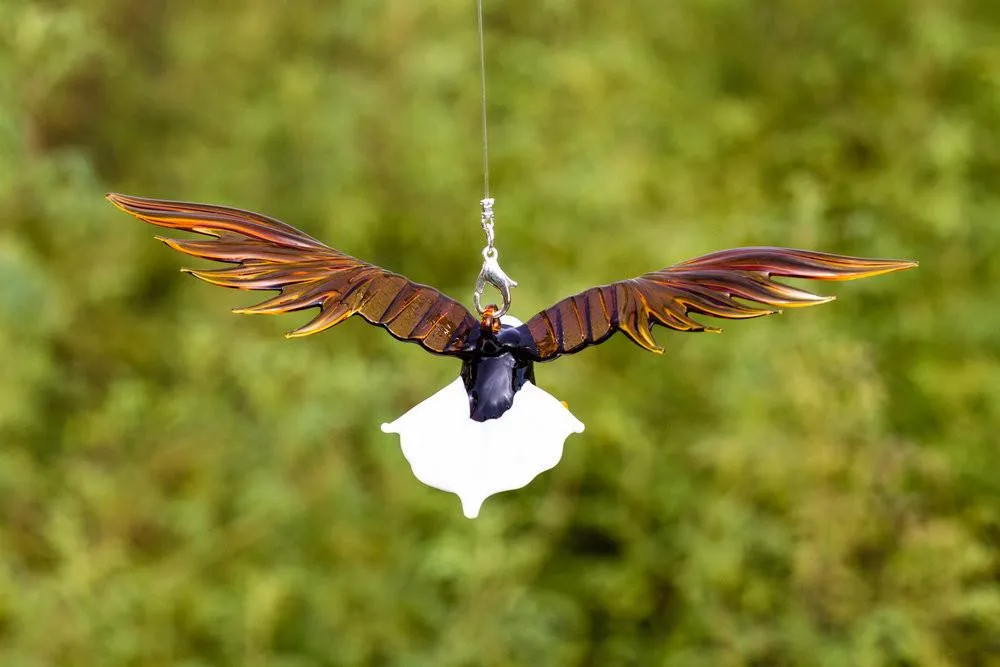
[517,247,917,360]
[107,194,480,356]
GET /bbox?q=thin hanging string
[476,0,490,199]
[472,0,516,318]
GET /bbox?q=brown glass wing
[517,247,917,361]
[107,193,479,356]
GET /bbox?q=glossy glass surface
[519,247,917,359]
[107,194,480,355]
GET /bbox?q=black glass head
[461,320,535,422]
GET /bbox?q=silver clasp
[474,247,517,317]
[473,197,516,317]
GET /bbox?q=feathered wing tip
[673,246,918,282]
[517,246,917,359]
[106,193,480,355]
[106,192,324,247]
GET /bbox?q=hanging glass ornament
[106,193,915,517]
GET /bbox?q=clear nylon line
[476,0,490,199]
[472,0,515,318]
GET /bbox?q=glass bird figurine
[108,193,917,517]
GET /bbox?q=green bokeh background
[1,1,998,665]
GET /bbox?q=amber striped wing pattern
[516,247,917,360]
[107,194,480,356]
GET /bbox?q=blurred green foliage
[1,0,998,665]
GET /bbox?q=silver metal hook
[474,247,517,317]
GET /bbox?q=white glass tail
[382,378,584,518]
